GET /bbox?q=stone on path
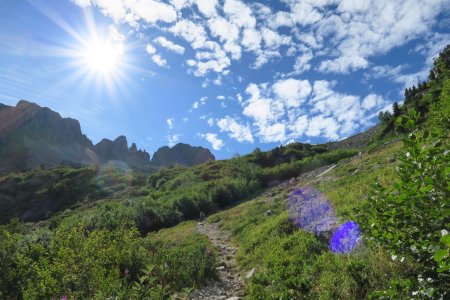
[246,268,256,279]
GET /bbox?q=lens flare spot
[287,187,338,235]
[329,221,361,253]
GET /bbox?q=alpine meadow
[0,1,449,299]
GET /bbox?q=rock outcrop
[0,101,151,173]
[0,100,214,174]
[0,100,97,173]
[94,136,151,171]
[151,143,215,167]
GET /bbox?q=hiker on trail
[199,211,205,221]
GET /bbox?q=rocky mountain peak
[151,143,215,167]
[0,100,214,174]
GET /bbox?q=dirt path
[190,221,246,300]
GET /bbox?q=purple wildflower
[60,295,68,300]
[288,187,338,235]
[329,221,360,253]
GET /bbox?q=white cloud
[311,0,449,73]
[393,69,429,92]
[223,0,256,29]
[362,94,388,110]
[189,41,231,76]
[146,44,156,55]
[154,36,185,54]
[258,123,286,143]
[217,116,254,143]
[170,0,189,10]
[243,83,284,125]
[242,28,262,52]
[82,0,177,26]
[239,78,389,143]
[207,16,241,59]
[201,133,224,150]
[306,115,339,140]
[364,64,408,80]
[268,11,294,29]
[195,0,218,18]
[261,28,291,49]
[169,20,207,49]
[152,54,168,67]
[288,115,309,138]
[292,50,313,74]
[272,78,312,107]
[291,1,324,26]
[216,95,225,100]
[192,96,207,109]
[166,118,174,129]
[72,0,91,7]
[167,134,180,147]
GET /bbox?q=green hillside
[0,46,448,299]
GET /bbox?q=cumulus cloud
[195,0,218,18]
[154,36,185,54]
[272,78,312,107]
[240,78,389,143]
[152,54,168,67]
[169,20,207,49]
[146,44,156,55]
[292,50,313,74]
[80,0,177,26]
[217,116,254,143]
[201,133,224,150]
[72,0,449,146]
[73,0,449,78]
[311,0,449,73]
[166,118,174,129]
[223,0,256,29]
[167,134,180,146]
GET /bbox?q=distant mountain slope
[150,143,215,167]
[0,100,98,173]
[94,135,152,171]
[0,101,213,174]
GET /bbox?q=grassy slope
[159,141,407,299]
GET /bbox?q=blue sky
[0,0,449,159]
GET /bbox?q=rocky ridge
[151,143,215,167]
[0,100,213,174]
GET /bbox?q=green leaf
[440,235,450,245]
[433,249,447,262]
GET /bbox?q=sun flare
[82,39,123,74]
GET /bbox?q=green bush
[356,110,449,298]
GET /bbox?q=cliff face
[151,143,215,167]
[0,100,97,173]
[0,101,214,174]
[0,101,151,173]
[94,136,151,171]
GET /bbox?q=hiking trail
[190,221,246,300]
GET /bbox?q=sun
[82,38,123,75]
